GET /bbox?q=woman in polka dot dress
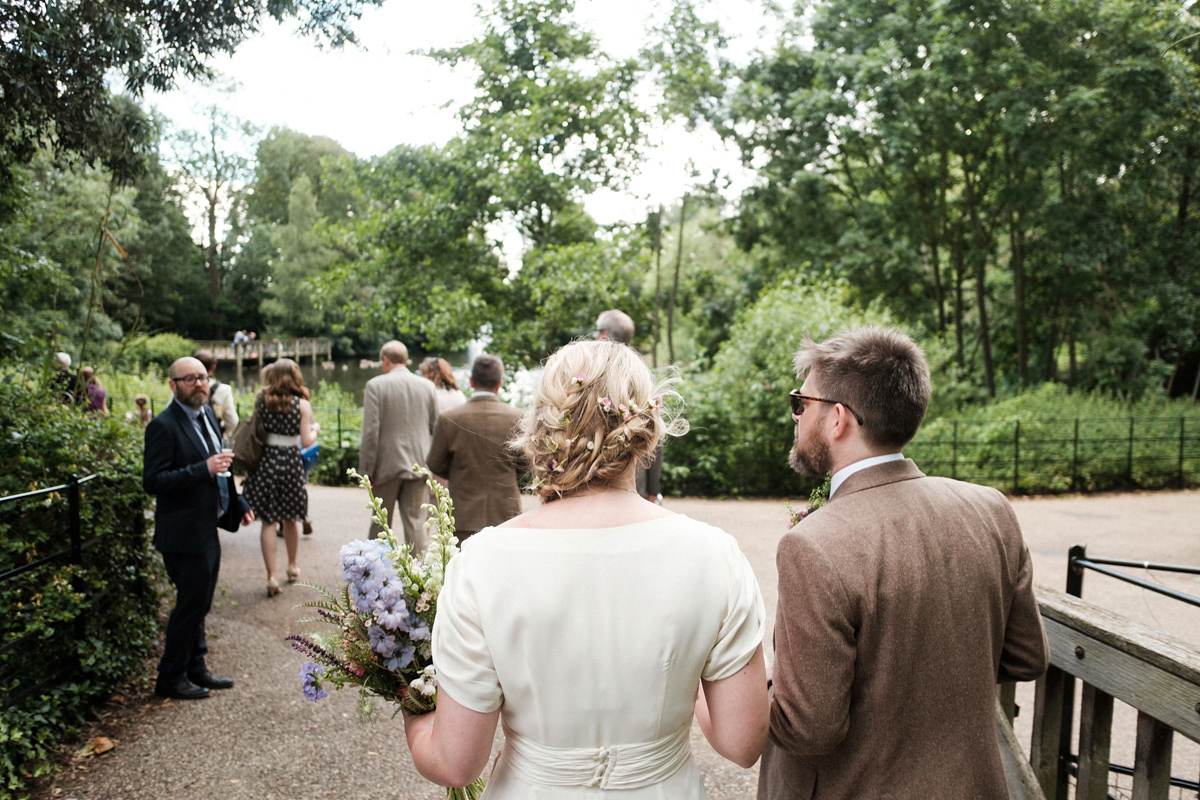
[243,359,320,597]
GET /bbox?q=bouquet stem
[448,777,487,800]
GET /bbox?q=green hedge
[0,370,160,797]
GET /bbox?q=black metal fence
[0,474,144,709]
[674,415,1200,497]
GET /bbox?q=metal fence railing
[673,415,1200,497]
[0,475,144,709]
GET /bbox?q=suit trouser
[369,477,428,552]
[158,546,220,682]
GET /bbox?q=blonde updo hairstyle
[515,340,687,501]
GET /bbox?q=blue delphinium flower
[300,661,327,701]
[375,582,410,630]
[384,644,416,672]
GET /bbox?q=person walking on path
[359,340,439,549]
[426,354,524,541]
[242,359,320,597]
[758,328,1048,800]
[142,356,253,700]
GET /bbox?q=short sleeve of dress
[431,547,504,713]
[702,535,766,681]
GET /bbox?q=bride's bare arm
[695,644,769,768]
[404,691,500,787]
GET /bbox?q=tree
[317,141,504,352]
[261,175,331,335]
[0,0,385,200]
[723,0,1200,399]
[430,0,648,248]
[171,105,257,338]
[491,235,652,366]
[247,127,359,225]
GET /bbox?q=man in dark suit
[143,356,254,700]
[759,328,1048,800]
[426,354,524,540]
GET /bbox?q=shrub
[668,278,899,497]
[0,371,160,796]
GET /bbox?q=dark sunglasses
[789,389,864,426]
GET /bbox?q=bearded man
[759,328,1048,800]
[143,357,254,700]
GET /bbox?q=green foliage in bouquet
[288,466,484,799]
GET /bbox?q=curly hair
[260,358,310,413]
[514,340,687,501]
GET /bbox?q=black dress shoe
[155,677,211,700]
[188,670,234,690]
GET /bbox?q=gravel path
[42,486,1200,799]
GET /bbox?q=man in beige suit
[426,354,524,540]
[359,341,439,549]
[759,328,1048,800]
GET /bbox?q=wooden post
[1131,712,1173,800]
[1031,665,1066,800]
[1075,682,1113,800]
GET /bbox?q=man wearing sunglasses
[759,328,1048,800]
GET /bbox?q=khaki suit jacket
[426,394,524,533]
[358,368,439,485]
[759,459,1048,800]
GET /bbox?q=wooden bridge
[193,337,333,383]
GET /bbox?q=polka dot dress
[242,395,307,524]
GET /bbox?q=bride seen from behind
[404,339,768,797]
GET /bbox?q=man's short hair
[194,349,217,371]
[794,328,931,450]
[55,352,71,369]
[380,340,409,365]
[470,354,504,390]
[596,309,635,345]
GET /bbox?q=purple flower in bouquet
[292,467,487,800]
[384,644,416,672]
[300,661,327,701]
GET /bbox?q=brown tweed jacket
[426,394,525,534]
[758,459,1048,800]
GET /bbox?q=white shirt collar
[830,452,905,497]
[470,390,497,398]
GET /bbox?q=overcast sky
[147,0,778,226]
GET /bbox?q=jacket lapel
[169,400,210,460]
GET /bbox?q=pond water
[212,351,540,408]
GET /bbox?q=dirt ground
[34,486,1200,800]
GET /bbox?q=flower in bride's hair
[551,458,565,474]
[572,374,587,385]
[598,397,613,410]
[618,403,631,420]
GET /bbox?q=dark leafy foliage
[0,370,160,795]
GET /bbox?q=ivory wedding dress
[433,515,765,799]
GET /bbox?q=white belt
[265,433,300,447]
[502,723,691,790]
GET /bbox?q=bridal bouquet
[287,466,485,800]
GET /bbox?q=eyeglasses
[170,374,209,385]
[789,389,864,425]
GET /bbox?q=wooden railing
[1001,586,1200,800]
[192,337,333,382]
